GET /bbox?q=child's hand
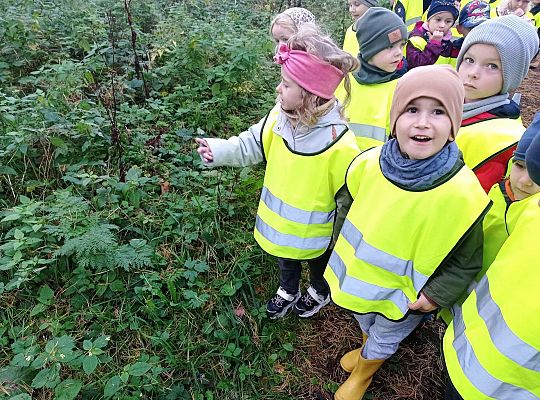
[513,7,525,17]
[195,138,213,162]
[428,30,444,42]
[408,292,438,312]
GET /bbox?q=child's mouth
[412,135,431,142]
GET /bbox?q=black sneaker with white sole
[266,287,300,319]
[293,286,330,318]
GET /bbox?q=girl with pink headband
[196,26,359,320]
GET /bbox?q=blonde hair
[281,25,360,127]
[270,14,297,38]
[270,7,317,40]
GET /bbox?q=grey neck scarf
[462,93,509,120]
[380,138,460,190]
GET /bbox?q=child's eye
[406,107,418,113]
[464,57,474,64]
[433,108,446,115]
[487,63,499,70]
[513,160,525,169]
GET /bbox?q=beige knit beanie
[390,65,465,139]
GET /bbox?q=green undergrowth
[0,0,352,398]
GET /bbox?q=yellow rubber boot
[334,351,384,400]
[339,332,368,373]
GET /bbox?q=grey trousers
[355,312,427,360]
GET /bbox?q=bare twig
[103,11,125,182]
[124,0,150,99]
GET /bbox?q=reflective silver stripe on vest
[349,123,388,142]
[255,216,331,250]
[405,16,422,26]
[340,219,429,293]
[328,249,410,316]
[452,302,539,400]
[261,187,335,225]
[475,277,540,372]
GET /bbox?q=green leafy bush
[0,0,355,398]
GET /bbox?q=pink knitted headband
[273,44,344,100]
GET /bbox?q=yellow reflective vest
[325,147,491,320]
[483,184,540,276]
[253,110,360,260]
[533,8,540,28]
[456,117,525,171]
[407,35,457,67]
[343,24,359,58]
[440,181,540,325]
[335,78,398,151]
[393,0,425,31]
[482,182,510,270]
[443,195,540,400]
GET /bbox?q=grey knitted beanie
[357,7,407,61]
[456,15,539,94]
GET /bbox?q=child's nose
[468,65,480,78]
[415,112,430,127]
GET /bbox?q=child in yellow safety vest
[438,111,540,326]
[393,0,433,31]
[326,65,491,400]
[454,15,539,192]
[270,7,316,48]
[406,0,461,68]
[336,7,408,151]
[342,0,379,58]
[442,128,540,400]
[482,112,540,270]
[196,27,360,320]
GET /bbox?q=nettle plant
[9,333,110,398]
[0,196,55,292]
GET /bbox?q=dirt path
[520,61,540,125]
[291,65,540,400]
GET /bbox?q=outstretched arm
[195,115,267,167]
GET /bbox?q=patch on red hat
[388,28,402,43]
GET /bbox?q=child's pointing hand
[195,138,213,162]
